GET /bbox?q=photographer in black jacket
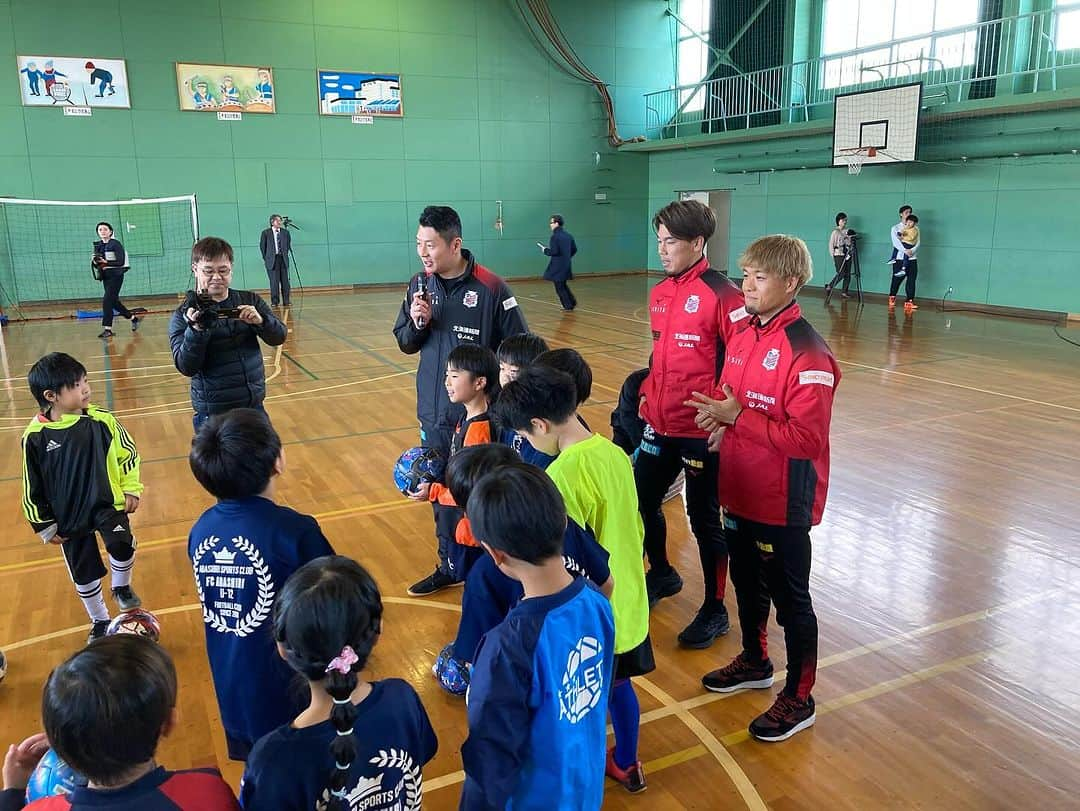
[168,237,287,431]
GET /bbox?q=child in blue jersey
[432,446,613,696]
[188,409,334,761]
[1,636,239,811]
[496,332,552,466]
[461,465,615,811]
[497,365,654,793]
[240,556,437,811]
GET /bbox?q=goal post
[0,194,198,319]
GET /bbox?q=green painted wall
[0,0,672,293]
[648,143,1080,313]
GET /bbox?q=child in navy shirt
[461,464,615,810]
[432,445,612,695]
[495,333,553,467]
[1,636,239,811]
[240,556,437,811]
[188,409,334,760]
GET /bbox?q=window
[676,0,712,111]
[821,0,980,89]
[1057,1,1080,50]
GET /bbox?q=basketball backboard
[832,82,922,168]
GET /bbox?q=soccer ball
[106,608,161,642]
[0,649,6,683]
[393,446,446,495]
[25,749,88,801]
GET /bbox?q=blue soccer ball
[25,748,88,802]
[393,446,446,495]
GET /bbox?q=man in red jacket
[687,234,839,742]
[637,200,748,649]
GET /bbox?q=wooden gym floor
[0,275,1078,809]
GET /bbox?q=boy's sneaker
[605,747,647,793]
[407,568,461,597]
[905,301,918,311]
[97,328,114,338]
[432,643,471,696]
[87,620,111,643]
[677,604,730,649]
[131,316,141,332]
[893,268,907,279]
[888,296,897,310]
[748,693,816,742]
[645,566,683,608]
[111,586,142,611]
[702,652,775,693]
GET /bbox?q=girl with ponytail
[239,556,437,811]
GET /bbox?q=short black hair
[652,199,716,243]
[28,352,87,410]
[418,205,462,243]
[495,365,577,431]
[534,348,592,404]
[550,214,564,226]
[469,464,566,564]
[445,443,520,509]
[497,332,550,369]
[899,205,913,216]
[96,221,114,234]
[269,213,281,225]
[43,636,176,785]
[447,344,499,396]
[835,212,847,225]
[189,408,282,499]
[191,236,234,265]
[906,214,919,224]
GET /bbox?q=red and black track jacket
[715,301,840,527]
[640,258,748,438]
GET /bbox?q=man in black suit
[539,214,577,311]
[259,214,291,306]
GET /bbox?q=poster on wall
[16,55,131,108]
[317,69,403,116]
[175,63,275,113]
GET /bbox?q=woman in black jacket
[93,221,144,338]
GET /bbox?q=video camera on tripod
[186,290,241,328]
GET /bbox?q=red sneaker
[888,296,897,310]
[606,747,647,793]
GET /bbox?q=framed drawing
[17,55,131,108]
[176,63,275,113]
[317,69,403,117]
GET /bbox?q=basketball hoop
[841,147,877,175]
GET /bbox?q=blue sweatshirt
[461,577,615,810]
[188,496,334,759]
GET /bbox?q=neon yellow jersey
[546,433,648,653]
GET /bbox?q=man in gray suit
[259,214,291,306]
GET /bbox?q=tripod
[282,217,304,306]
[823,239,862,306]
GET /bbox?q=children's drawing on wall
[175,63,275,113]
[317,70,403,116]
[17,55,131,108]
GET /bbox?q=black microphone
[416,271,430,329]
[282,216,301,230]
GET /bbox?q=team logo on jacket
[762,348,781,371]
[684,294,700,314]
[463,290,478,308]
[559,636,605,724]
[191,535,275,638]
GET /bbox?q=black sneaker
[97,328,114,338]
[702,652,775,693]
[88,620,111,643]
[407,568,462,597]
[645,566,683,608]
[677,604,730,649]
[131,317,141,332]
[112,586,142,611]
[749,693,816,742]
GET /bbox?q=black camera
[845,228,858,240]
[188,290,241,328]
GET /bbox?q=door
[678,190,731,275]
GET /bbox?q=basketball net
[842,147,876,175]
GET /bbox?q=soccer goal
[0,194,198,320]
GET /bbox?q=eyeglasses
[197,269,232,278]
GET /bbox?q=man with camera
[826,212,854,299]
[169,236,287,431]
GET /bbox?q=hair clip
[335,727,355,737]
[331,787,348,798]
[335,761,351,770]
[325,645,358,674]
[332,697,352,705]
